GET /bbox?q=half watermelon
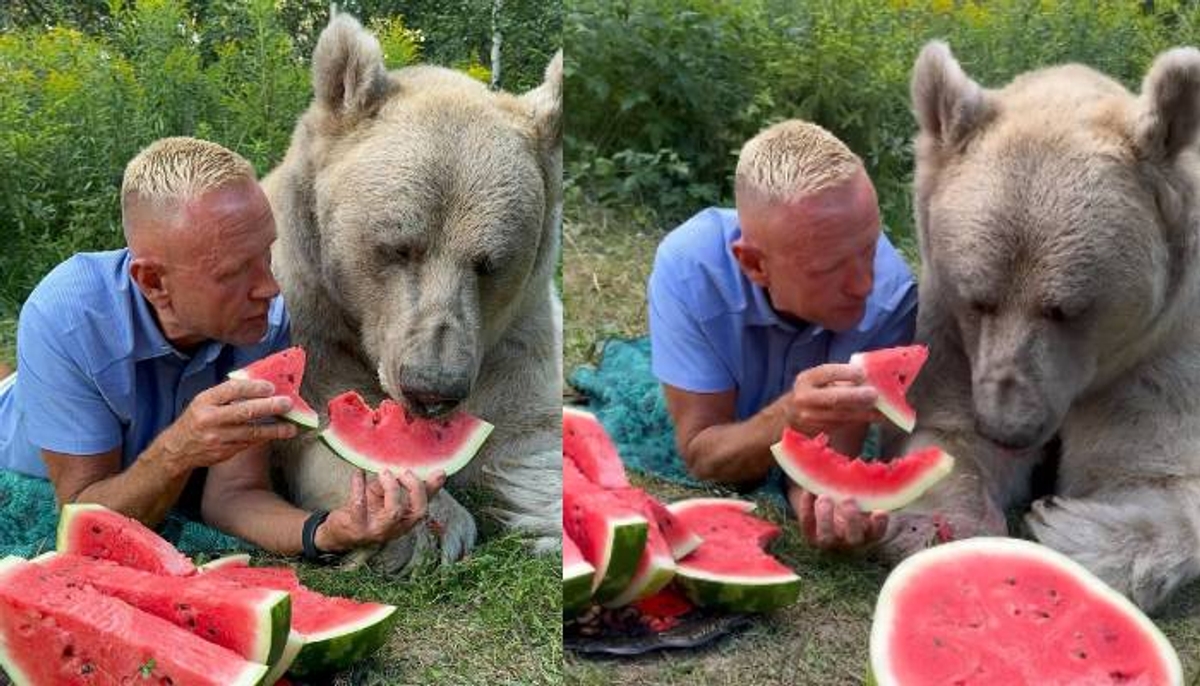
[0,556,267,686]
[850,344,928,433]
[319,391,493,478]
[771,429,953,511]
[870,537,1183,686]
[666,498,801,613]
[57,502,196,576]
[228,345,320,429]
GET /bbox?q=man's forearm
[202,487,310,556]
[72,441,191,527]
[682,398,788,486]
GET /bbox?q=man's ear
[732,238,769,288]
[129,258,170,309]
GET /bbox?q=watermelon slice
[870,538,1183,686]
[228,345,319,429]
[771,429,954,511]
[57,502,196,576]
[0,556,267,686]
[562,487,648,603]
[319,390,493,478]
[610,487,703,560]
[202,561,399,676]
[601,512,676,609]
[563,406,631,488]
[850,344,928,433]
[563,531,595,614]
[30,551,290,665]
[666,498,801,613]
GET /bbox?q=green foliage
[568,0,1200,237]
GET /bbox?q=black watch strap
[302,509,337,563]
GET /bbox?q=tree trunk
[490,0,503,90]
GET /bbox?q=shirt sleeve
[647,251,734,393]
[265,295,292,354]
[867,280,918,350]
[17,300,122,456]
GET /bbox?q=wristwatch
[302,509,341,564]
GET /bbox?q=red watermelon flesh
[228,346,319,429]
[0,556,266,686]
[31,552,290,666]
[850,344,928,433]
[871,538,1182,686]
[57,503,196,576]
[772,429,954,512]
[203,562,398,676]
[609,487,703,560]
[563,406,630,488]
[319,390,493,479]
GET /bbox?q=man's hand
[789,485,888,551]
[156,379,298,472]
[316,469,447,552]
[785,363,884,436]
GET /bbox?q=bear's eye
[1042,305,1069,323]
[384,244,422,263]
[474,257,496,277]
[970,300,997,317]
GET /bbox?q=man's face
[159,179,280,347]
[736,171,881,331]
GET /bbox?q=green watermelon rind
[261,630,304,684]
[869,537,1184,686]
[30,551,291,667]
[56,503,197,576]
[563,557,596,614]
[318,419,493,479]
[590,514,649,603]
[850,351,918,433]
[289,604,399,677]
[674,565,802,614]
[198,553,253,571]
[601,545,675,609]
[770,440,955,512]
[665,497,757,517]
[227,368,320,430]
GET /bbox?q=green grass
[563,200,1200,685]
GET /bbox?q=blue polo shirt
[648,207,917,420]
[0,249,290,478]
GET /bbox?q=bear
[263,14,563,571]
[885,41,1200,612]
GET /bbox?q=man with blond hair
[648,120,917,551]
[0,137,442,561]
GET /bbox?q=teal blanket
[0,470,253,559]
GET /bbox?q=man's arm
[42,445,191,526]
[663,384,785,486]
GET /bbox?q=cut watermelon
[870,538,1183,686]
[562,487,648,603]
[30,551,290,666]
[601,513,676,608]
[563,531,595,615]
[563,406,631,488]
[610,487,703,560]
[0,556,267,686]
[771,429,954,511]
[319,390,493,478]
[666,498,801,613]
[203,562,398,676]
[850,344,928,433]
[57,503,196,576]
[228,345,319,429]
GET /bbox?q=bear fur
[263,15,562,570]
[889,41,1200,612]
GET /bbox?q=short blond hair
[121,137,256,235]
[735,120,862,205]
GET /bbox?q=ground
[562,202,1200,685]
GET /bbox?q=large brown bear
[264,15,562,571]
[889,41,1200,612]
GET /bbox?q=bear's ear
[1135,47,1200,161]
[911,41,991,151]
[521,50,562,147]
[311,13,389,121]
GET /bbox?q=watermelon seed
[1035,610,1051,619]
[161,678,175,685]
[81,663,94,675]
[932,637,944,647]
[62,644,74,658]
[91,525,102,534]
[1073,649,1088,660]
[1109,671,1131,682]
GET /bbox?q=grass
[563,200,1200,684]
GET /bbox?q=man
[0,137,441,560]
[647,120,917,551]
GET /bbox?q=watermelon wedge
[870,538,1183,686]
[563,406,631,488]
[0,556,267,686]
[319,390,493,478]
[228,345,320,429]
[57,503,196,576]
[601,513,676,608]
[771,429,954,511]
[850,344,928,433]
[563,532,595,615]
[666,499,801,613]
[610,487,703,560]
[202,561,398,676]
[30,551,290,666]
[562,487,648,603]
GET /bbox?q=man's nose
[845,257,873,298]
[252,259,280,299]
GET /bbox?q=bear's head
[911,42,1200,450]
[283,15,561,418]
